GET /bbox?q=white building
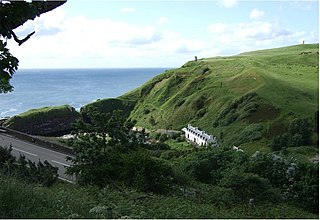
[182,124,219,147]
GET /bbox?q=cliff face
[3,105,80,136]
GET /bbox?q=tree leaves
[0,1,66,93]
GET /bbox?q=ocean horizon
[0,68,171,118]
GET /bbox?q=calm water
[0,68,169,118]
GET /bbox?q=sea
[0,68,170,118]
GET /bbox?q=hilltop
[85,44,319,151]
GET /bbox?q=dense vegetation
[0,146,58,187]
[3,105,80,135]
[0,141,318,218]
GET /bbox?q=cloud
[156,16,169,25]
[290,0,314,11]
[219,0,238,8]
[15,8,66,38]
[249,9,264,20]
[120,8,136,13]
[207,20,314,55]
[208,23,227,34]
[7,6,317,69]
[7,9,200,68]
[209,21,293,42]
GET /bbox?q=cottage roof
[182,124,213,140]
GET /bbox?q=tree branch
[2,1,67,30]
[10,30,35,46]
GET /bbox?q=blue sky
[9,0,319,68]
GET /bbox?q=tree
[0,1,66,93]
[66,108,176,193]
[66,108,146,184]
[289,118,313,145]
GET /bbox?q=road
[0,132,75,183]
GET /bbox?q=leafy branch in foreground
[0,1,66,93]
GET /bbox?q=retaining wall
[0,126,74,156]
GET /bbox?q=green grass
[165,139,193,151]
[0,173,317,219]
[3,105,80,135]
[81,98,136,118]
[117,44,318,149]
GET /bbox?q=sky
[7,0,319,68]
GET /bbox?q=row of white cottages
[182,124,219,147]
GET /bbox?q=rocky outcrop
[3,105,80,136]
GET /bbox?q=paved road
[0,133,75,183]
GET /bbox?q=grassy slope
[120,44,318,149]
[3,105,80,135]
[0,173,317,219]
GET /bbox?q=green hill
[3,105,80,136]
[85,44,319,150]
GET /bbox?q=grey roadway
[0,132,75,183]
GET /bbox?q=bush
[270,133,290,151]
[159,134,169,142]
[149,116,156,126]
[288,162,319,213]
[0,146,58,187]
[271,117,314,150]
[180,148,248,184]
[219,170,272,203]
[160,150,184,160]
[143,109,150,114]
[289,118,313,145]
[120,150,175,193]
[144,142,170,151]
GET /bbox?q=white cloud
[7,6,317,69]
[249,9,264,20]
[156,16,169,25]
[219,0,238,8]
[120,8,136,13]
[7,9,202,68]
[207,21,315,55]
[290,1,313,11]
[208,23,227,34]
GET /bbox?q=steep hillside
[118,44,318,148]
[3,105,80,136]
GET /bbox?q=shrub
[149,116,156,126]
[180,148,248,184]
[289,162,319,213]
[120,150,175,193]
[0,146,58,187]
[270,133,290,151]
[219,170,272,203]
[143,109,150,114]
[192,96,206,111]
[144,142,170,151]
[159,134,169,142]
[289,118,313,145]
